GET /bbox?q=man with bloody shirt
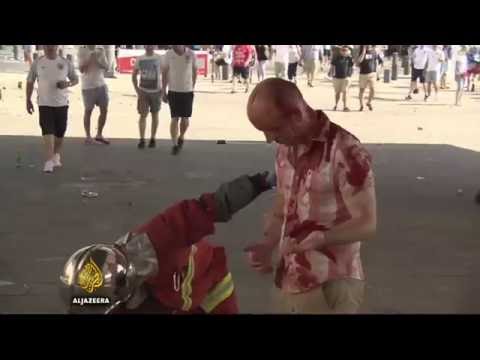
[244,79,377,314]
[60,172,275,314]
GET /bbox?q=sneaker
[343,107,351,112]
[177,138,184,148]
[148,139,156,148]
[171,145,180,155]
[43,160,54,173]
[405,95,412,100]
[85,137,94,145]
[52,153,62,168]
[138,139,146,149]
[413,88,419,94]
[366,103,373,111]
[333,106,337,111]
[424,95,429,102]
[359,106,364,112]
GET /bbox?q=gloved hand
[213,171,275,222]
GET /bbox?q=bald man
[244,79,377,314]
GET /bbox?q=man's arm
[135,173,274,253]
[132,67,140,93]
[26,60,37,113]
[96,49,109,70]
[356,45,367,66]
[66,61,79,87]
[191,50,197,89]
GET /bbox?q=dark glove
[213,171,275,223]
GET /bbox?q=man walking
[162,45,197,155]
[272,45,289,79]
[330,45,354,111]
[405,45,428,100]
[231,44,253,93]
[425,45,444,101]
[300,45,320,87]
[26,45,79,173]
[78,45,110,145]
[132,45,163,149]
[244,78,377,314]
[356,45,379,111]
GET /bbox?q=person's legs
[179,117,189,141]
[367,77,375,109]
[231,69,238,92]
[150,112,159,141]
[83,108,94,141]
[334,91,340,109]
[287,63,295,81]
[170,117,179,145]
[137,91,149,148]
[52,106,68,168]
[342,90,348,109]
[95,86,109,141]
[359,88,366,110]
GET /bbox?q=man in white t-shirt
[424,45,445,101]
[132,45,164,149]
[162,45,197,155]
[78,45,110,145]
[406,45,428,100]
[272,45,289,79]
[26,45,79,173]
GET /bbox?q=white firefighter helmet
[59,244,136,314]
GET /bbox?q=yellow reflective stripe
[181,246,196,311]
[200,272,234,314]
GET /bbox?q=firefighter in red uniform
[59,172,275,314]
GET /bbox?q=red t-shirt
[232,45,253,67]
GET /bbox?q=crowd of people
[23,44,480,175]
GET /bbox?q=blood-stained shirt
[274,110,374,294]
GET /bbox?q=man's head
[172,45,186,54]
[340,46,350,57]
[145,45,156,54]
[44,45,58,58]
[247,78,319,146]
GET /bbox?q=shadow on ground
[1,136,480,314]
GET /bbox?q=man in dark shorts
[231,45,253,93]
[132,45,163,149]
[162,45,198,155]
[405,45,428,100]
[26,45,79,173]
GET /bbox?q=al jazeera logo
[71,258,111,306]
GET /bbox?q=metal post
[391,52,398,80]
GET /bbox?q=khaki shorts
[303,59,316,74]
[333,78,351,93]
[359,73,376,89]
[137,90,161,115]
[272,279,365,314]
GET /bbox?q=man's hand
[279,231,326,255]
[162,93,169,103]
[56,81,69,89]
[244,242,275,274]
[26,99,34,114]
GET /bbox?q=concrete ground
[1,64,480,314]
